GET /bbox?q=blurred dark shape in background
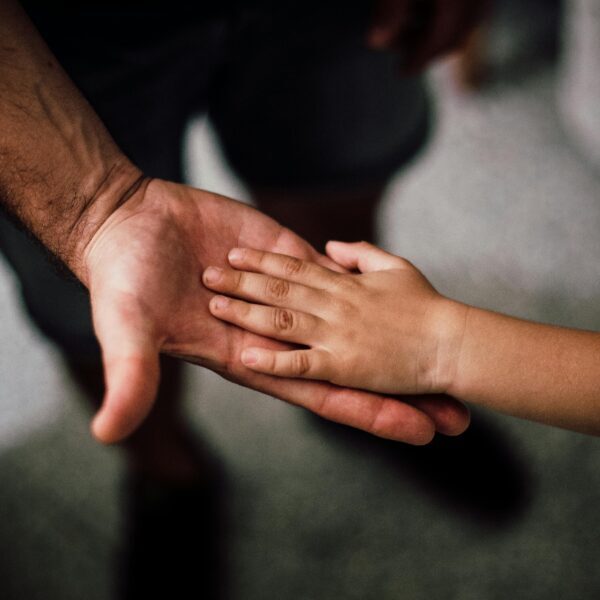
[315,409,533,527]
[454,0,564,89]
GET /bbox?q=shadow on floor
[0,419,231,600]
[313,409,533,529]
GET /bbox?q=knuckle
[292,352,311,376]
[256,250,269,269]
[319,293,338,316]
[233,271,245,291]
[235,300,251,318]
[368,399,388,437]
[328,294,348,314]
[283,256,305,277]
[266,277,290,301]
[335,275,360,293]
[273,308,295,332]
[266,352,278,372]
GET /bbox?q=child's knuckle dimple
[331,296,356,321]
[336,275,359,294]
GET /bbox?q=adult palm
[82,179,468,444]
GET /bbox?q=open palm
[83,179,468,444]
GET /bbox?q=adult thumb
[90,297,160,444]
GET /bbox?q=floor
[1,4,600,599]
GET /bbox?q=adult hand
[367,0,487,72]
[0,0,468,443]
[81,179,469,445]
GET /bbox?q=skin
[204,242,600,437]
[85,180,468,445]
[0,0,469,446]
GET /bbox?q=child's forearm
[448,307,600,434]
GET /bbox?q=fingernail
[203,267,223,284]
[228,248,244,263]
[241,349,258,365]
[211,296,229,311]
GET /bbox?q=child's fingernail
[228,248,244,263]
[211,296,229,311]
[241,349,258,365]
[203,267,223,284]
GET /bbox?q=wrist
[422,297,471,395]
[444,303,483,400]
[64,159,148,284]
[0,0,146,281]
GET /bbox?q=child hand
[202,241,468,396]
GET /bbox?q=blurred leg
[211,3,430,251]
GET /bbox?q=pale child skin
[203,241,600,437]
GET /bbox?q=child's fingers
[241,347,330,380]
[325,241,409,273]
[209,295,322,344]
[228,247,339,289]
[202,266,327,314]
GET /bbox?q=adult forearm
[450,307,600,435]
[0,0,142,282]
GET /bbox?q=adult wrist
[64,158,147,285]
[0,0,149,284]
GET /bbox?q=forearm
[0,0,142,282]
[449,306,600,435]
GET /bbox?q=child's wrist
[422,298,471,395]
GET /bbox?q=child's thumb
[325,241,407,273]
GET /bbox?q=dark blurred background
[2,0,600,598]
